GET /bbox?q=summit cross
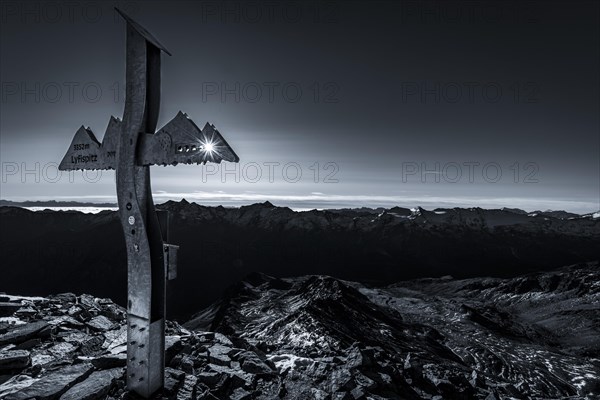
[59,8,239,397]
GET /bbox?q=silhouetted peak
[501,207,528,215]
[388,206,412,216]
[242,271,275,286]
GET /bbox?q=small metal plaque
[164,244,179,281]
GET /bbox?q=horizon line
[1,194,598,215]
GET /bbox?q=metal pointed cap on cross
[59,8,239,172]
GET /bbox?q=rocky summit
[1,262,599,399]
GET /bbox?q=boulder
[5,363,94,400]
[48,316,84,328]
[176,374,198,400]
[0,321,49,346]
[0,350,30,371]
[230,387,252,400]
[207,344,233,366]
[14,338,41,351]
[79,336,105,356]
[78,295,99,311]
[207,364,253,388]
[86,316,114,332]
[350,386,366,399]
[164,368,186,395]
[196,371,221,386]
[59,368,122,400]
[328,368,354,392]
[214,333,233,346]
[165,335,183,364]
[0,375,37,398]
[14,307,37,317]
[345,346,364,369]
[52,293,77,304]
[179,354,196,373]
[46,342,77,359]
[0,302,22,317]
[354,372,376,390]
[102,326,127,352]
[90,353,126,369]
[237,351,273,375]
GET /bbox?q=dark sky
[1,0,599,212]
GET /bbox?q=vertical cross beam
[117,19,165,397]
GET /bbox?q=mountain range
[1,200,598,321]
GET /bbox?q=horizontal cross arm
[58,112,239,171]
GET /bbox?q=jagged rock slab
[207,344,233,366]
[5,363,93,400]
[206,363,253,387]
[236,350,274,375]
[0,376,37,398]
[59,368,122,400]
[14,338,41,351]
[175,374,198,400]
[196,371,221,386]
[230,387,252,400]
[0,321,48,346]
[0,350,30,371]
[85,315,114,332]
[0,303,22,317]
[89,353,126,369]
[102,326,127,353]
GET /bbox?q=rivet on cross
[58,8,239,398]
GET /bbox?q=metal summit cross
[58,8,239,397]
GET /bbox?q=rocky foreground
[1,262,599,399]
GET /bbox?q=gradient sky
[1,0,598,212]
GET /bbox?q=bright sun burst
[202,141,215,153]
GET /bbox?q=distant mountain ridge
[0,200,117,208]
[1,198,598,219]
[1,200,598,321]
